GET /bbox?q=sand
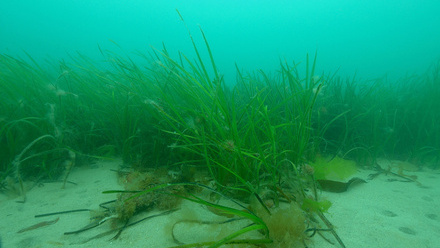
[1,158,439,248]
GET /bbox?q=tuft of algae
[301,198,332,213]
[115,169,186,222]
[252,201,307,247]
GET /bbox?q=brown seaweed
[35,209,90,218]
[71,209,178,245]
[317,177,366,193]
[369,162,421,186]
[17,217,59,233]
[64,220,102,235]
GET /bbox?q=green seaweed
[311,156,358,181]
[301,198,332,213]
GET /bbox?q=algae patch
[311,156,357,181]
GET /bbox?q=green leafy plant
[311,156,357,181]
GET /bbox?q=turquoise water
[1,2,440,247]
[1,0,439,83]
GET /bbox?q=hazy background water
[1,0,439,84]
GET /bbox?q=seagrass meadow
[1,28,440,248]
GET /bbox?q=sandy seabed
[1,158,439,248]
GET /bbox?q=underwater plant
[310,156,357,181]
[98,12,348,247]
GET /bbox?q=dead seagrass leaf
[317,177,366,193]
